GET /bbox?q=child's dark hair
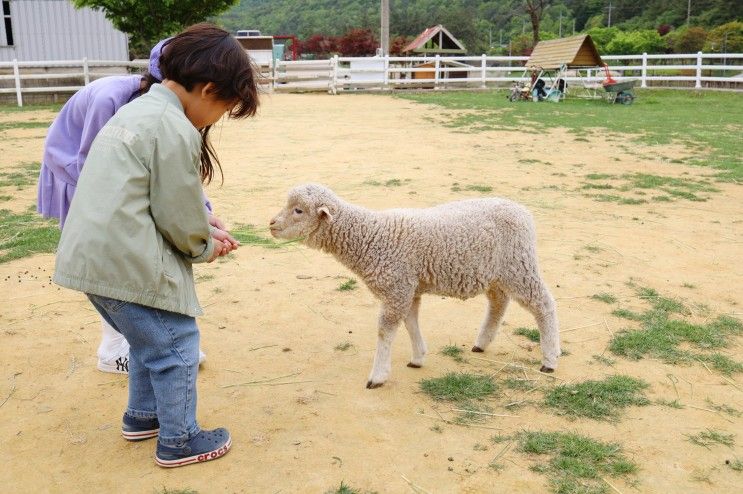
[158,23,260,184]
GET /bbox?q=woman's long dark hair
[157,23,260,184]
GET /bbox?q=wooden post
[13,59,22,107]
[695,51,702,89]
[434,54,440,90]
[83,57,90,85]
[641,52,647,88]
[481,53,487,88]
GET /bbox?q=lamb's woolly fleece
[271,184,560,387]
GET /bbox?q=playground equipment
[518,34,605,102]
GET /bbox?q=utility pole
[572,19,576,35]
[381,0,389,55]
[686,0,691,24]
[606,2,614,28]
[559,12,563,37]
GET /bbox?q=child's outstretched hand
[211,227,240,255]
[208,238,227,262]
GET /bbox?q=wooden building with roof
[526,34,603,70]
[402,25,466,55]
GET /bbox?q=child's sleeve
[149,123,214,263]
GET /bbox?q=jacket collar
[149,83,184,112]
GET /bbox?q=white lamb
[269,184,560,388]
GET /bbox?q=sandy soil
[1,93,742,493]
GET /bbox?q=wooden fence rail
[1,53,741,106]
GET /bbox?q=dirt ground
[1,93,742,493]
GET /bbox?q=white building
[0,0,128,62]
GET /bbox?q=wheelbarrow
[603,79,637,104]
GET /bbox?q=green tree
[667,26,707,53]
[704,21,743,53]
[605,29,665,54]
[73,0,239,57]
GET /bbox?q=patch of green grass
[195,273,214,283]
[582,183,614,190]
[544,375,650,421]
[611,308,644,321]
[0,103,61,113]
[727,458,743,472]
[0,121,51,132]
[655,398,685,409]
[592,354,616,366]
[685,428,735,449]
[430,424,443,433]
[231,224,284,249]
[334,342,353,351]
[696,353,743,375]
[441,344,465,362]
[396,90,743,181]
[364,178,409,187]
[0,208,60,263]
[503,377,536,391]
[705,399,741,418]
[514,326,540,343]
[516,430,638,494]
[592,293,617,304]
[450,183,493,193]
[608,287,743,374]
[0,161,41,189]
[338,278,358,291]
[587,193,647,205]
[325,481,376,494]
[420,372,497,403]
[0,195,11,201]
[585,173,617,180]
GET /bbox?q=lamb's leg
[472,285,509,353]
[509,278,560,373]
[404,296,427,368]
[367,303,406,389]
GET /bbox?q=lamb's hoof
[540,365,555,373]
[407,362,422,368]
[366,380,384,389]
[471,346,484,353]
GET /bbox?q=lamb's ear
[317,205,334,223]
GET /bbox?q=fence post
[331,55,339,95]
[481,53,487,88]
[641,52,647,88]
[384,54,389,90]
[13,58,22,107]
[695,51,702,89]
[434,54,440,90]
[83,57,90,85]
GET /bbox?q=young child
[38,38,234,374]
[53,23,259,467]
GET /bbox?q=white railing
[0,59,146,106]
[1,53,741,105]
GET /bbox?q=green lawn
[395,89,743,181]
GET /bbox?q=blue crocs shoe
[155,428,231,468]
[122,413,160,441]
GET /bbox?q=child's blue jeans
[87,294,201,446]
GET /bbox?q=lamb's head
[270,183,338,241]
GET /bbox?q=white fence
[1,53,741,106]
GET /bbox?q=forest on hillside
[214,0,741,55]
